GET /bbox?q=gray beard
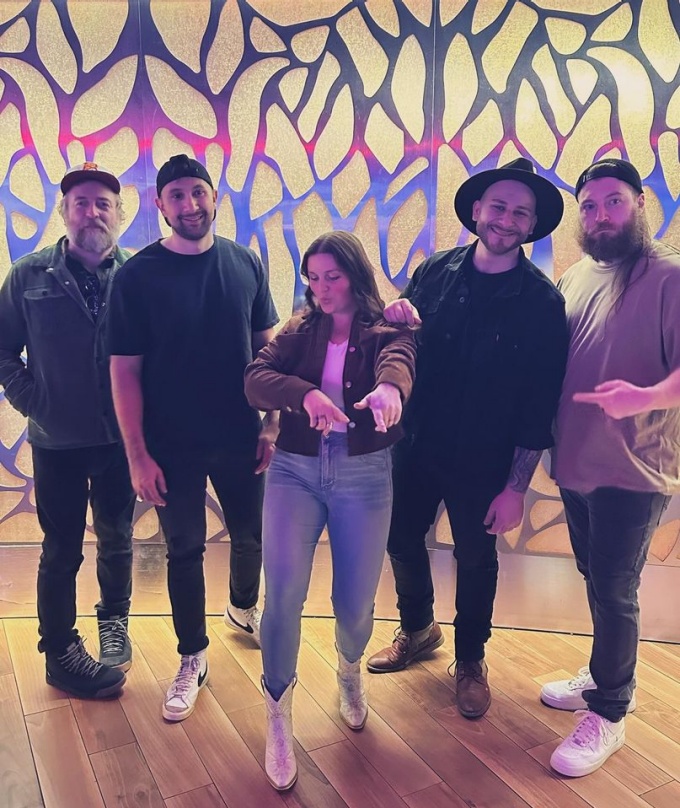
[73,224,117,254]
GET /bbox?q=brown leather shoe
[452,659,491,718]
[366,623,444,673]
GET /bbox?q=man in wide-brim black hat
[366,158,569,719]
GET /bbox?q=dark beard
[577,209,648,263]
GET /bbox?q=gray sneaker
[98,614,132,671]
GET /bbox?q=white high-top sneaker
[262,677,297,791]
[337,650,368,730]
[550,710,625,777]
[225,604,262,646]
[541,666,636,712]
[162,649,209,721]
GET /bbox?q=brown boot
[452,659,491,718]
[366,623,444,673]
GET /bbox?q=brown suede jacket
[245,311,417,456]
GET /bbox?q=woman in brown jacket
[244,231,416,791]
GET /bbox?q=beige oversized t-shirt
[551,241,680,494]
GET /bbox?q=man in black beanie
[108,155,279,721]
[367,159,569,719]
[543,158,680,777]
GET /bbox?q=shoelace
[392,628,412,653]
[245,606,262,633]
[570,710,602,747]
[99,618,128,654]
[453,661,485,683]
[567,667,592,691]
[58,640,102,678]
[168,656,201,697]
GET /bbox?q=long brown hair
[299,231,385,321]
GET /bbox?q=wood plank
[0,673,43,808]
[402,781,472,808]
[164,785,228,808]
[26,705,105,808]
[129,617,182,682]
[71,697,135,754]
[204,623,263,714]
[118,648,211,798]
[642,781,680,808]
[90,742,164,808]
[228,701,348,808]
[528,739,651,807]
[179,687,284,808]
[625,714,680,780]
[433,706,590,808]
[367,672,529,807]
[637,642,680,684]
[297,639,441,796]
[309,740,406,808]
[635,699,680,746]
[490,630,569,678]
[506,630,590,676]
[4,618,70,715]
[0,622,12,676]
[483,687,559,750]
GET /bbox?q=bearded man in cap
[0,163,134,698]
[109,155,279,721]
[367,159,569,718]
[542,158,680,777]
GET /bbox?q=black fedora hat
[454,157,564,243]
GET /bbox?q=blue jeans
[561,487,670,722]
[261,433,393,699]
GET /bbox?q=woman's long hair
[299,231,385,321]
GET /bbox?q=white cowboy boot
[337,650,368,730]
[262,676,297,791]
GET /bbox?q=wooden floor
[2,617,680,808]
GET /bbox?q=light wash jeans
[261,433,393,699]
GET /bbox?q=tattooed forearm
[507,447,543,493]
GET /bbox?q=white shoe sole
[550,732,625,777]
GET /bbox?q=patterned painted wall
[1,0,679,565]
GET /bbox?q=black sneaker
[98,614,132,671]
[46,638,126,698]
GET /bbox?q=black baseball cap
[575,159,643,199]
[156,154,214,196]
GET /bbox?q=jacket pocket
[23,287,74,336]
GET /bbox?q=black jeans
[154,447,264,656]
[561,487,670,722]
[33,444,134,654]
[387,439,500,662]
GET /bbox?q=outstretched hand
[354,382,402,433]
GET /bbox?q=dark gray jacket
[0,237,130,448]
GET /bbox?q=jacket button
[285,406,293,412]
[344,381,352,388]
[348,421,356,429]
[348,346,356,353]
[459,296,465,303]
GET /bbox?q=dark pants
[387,439,500,662]
[155,448,264,656]
[561,487,670,722]
[33,444,135,654]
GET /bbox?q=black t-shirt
[108,237,279,454]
